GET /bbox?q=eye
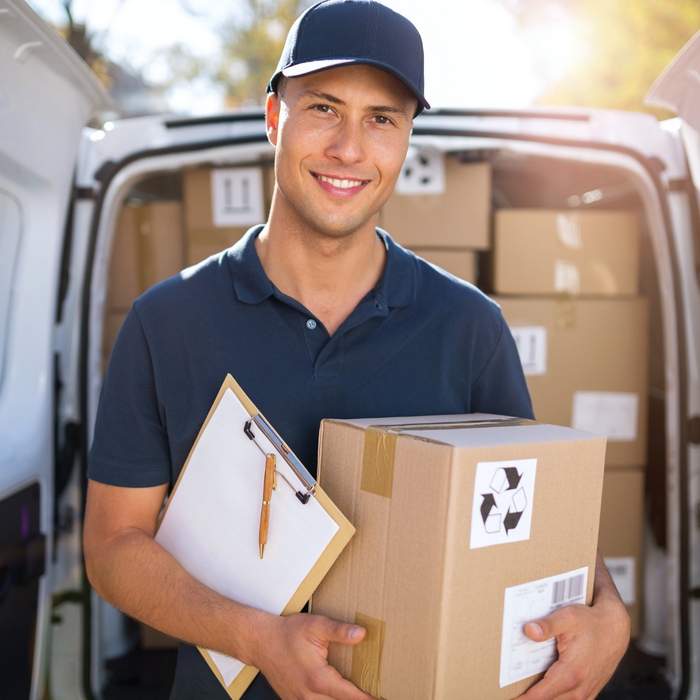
[373,114,393,125]
[313,104,332,113]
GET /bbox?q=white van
[3,1,700,698]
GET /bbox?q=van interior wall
[96,152,668,667]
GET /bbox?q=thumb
[524,604,578,642]
[321,618,366,646]
[524,617,553,642]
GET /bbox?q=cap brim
[282,59,356,77]
[280,58,430,114]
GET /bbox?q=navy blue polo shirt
[88,226,533,699]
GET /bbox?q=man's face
[267,64,416,241]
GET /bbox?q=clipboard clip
[244,416,316,504]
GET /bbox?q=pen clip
[244,419,314,504]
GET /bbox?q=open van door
[646,31,700,192]
[646,28,700,700]
[0,2,112,698]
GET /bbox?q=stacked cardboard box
[312,414,607,699]
[379,157,491,284]
[102,200,185,371]
[182,164,273,267]
[103,164,275,372]
[491,208,646,635]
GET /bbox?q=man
[83,1,630,699]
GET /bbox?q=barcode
[552,573,585,605]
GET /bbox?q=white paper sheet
[500,567,588,688]
[155,388,340,687]
[571,391,639,441]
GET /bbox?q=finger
[517,662,583,700]
[307,663,374,700]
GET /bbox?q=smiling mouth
[312,173,370,189]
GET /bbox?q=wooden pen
[259,453,275,559]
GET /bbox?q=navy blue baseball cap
[267,0,430,115]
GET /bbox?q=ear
[266,93,280,146]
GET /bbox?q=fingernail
[528,623,542,637]
[349,626,363,640]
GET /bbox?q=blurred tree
[175,0,313,108]
[55,0,125,91]
[498,0,700,118]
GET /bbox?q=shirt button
[306,319,317,330]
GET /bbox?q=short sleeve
[471,315,535,420]
[88,307,172,487]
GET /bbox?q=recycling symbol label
[469,458,537,550]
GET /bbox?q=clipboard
[154,374,355,699]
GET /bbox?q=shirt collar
[227,225,417,308]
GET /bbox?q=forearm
[85,525,270,665]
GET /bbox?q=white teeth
[317,174,365,188]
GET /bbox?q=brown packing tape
[351,612,385,699]
[360,418,537,499]
[555,296,576,331]
[361,428,397,498]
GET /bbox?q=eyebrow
[300,90,411,120]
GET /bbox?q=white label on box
[394,146,445,195]
[470,458,537,549]
[571,391,639,441]
[556,213,582,249]
[500,566,589,688]
[211,167,264,227]
[554,259,580,294]
[604,556,636,604]
[511,326,547,376]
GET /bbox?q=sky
[26,0,581,115]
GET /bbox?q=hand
[519,553,630,700]
[253,612,374,700]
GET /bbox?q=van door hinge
[689,416,700,445]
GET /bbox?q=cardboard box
[491,210,640,296]
[379,160,491,249]
[106,204,141,310]
[410,248,477,283]
[106,201,185,310]
[598,468,644,637]
[312,414,606,699]
[496,296,648,467]
[102,310,128,375]
[183,165,273,266]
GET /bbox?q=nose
[325,118,366,164]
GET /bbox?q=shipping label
[571,391,639,441]
[470,458,537,549]
[394,146,446,195]
[211,167,265,227]
[553,259,580,294]
[604,556,636,604]
[511,326,547,376]
[500,567,589,688]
